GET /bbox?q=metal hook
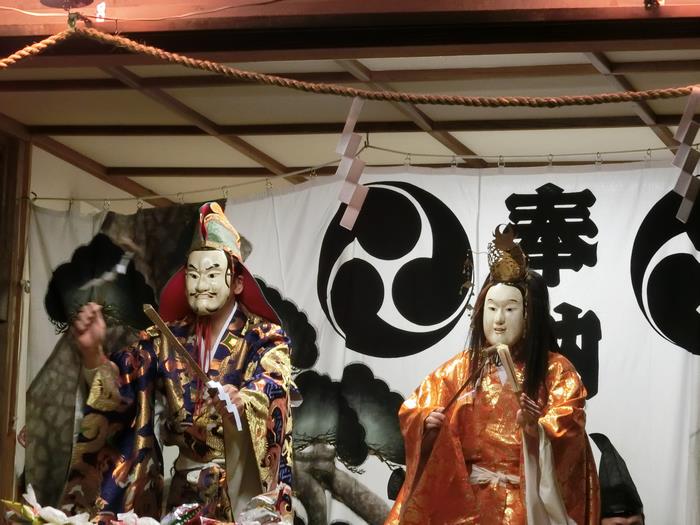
[595,152,602,165]
[498,155,505,168]
[177,192,185,205]
[404,154,411,167]
[221,186,230,199]
[30,191,38,203]
[646,148,652,162]
[265,179,273,190]
[310,168,317,178]
[548,154,554,167]
[451,156,458,168]
[103,199,111,211]
[136,199,144,210]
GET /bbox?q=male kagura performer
[386,225,599,525]
[60,203,294,523]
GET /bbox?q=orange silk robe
[386,351,599,525]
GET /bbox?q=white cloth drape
[22,163,698,524]
[227,162,699,525]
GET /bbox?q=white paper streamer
[207,380,243,431]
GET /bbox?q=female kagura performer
[386,225,600,525]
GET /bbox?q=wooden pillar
[0,135,31,502]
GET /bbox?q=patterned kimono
[60,307,294,523]
[386,351,599,525]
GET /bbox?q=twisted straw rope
[0,30,73,70]
[1,26,698,108]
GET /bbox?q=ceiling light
[40,0,93,9]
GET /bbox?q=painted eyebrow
[187,263,223,271]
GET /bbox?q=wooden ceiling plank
[106,159,641,177]
[613,59,700,73]
[101,66,220,135]
[217,134,287,174]
[101,65,295,179]
[336,59,487,168]
[585,51,679,150]
[0,112,171,206]
[33,136,174,206]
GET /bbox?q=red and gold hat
[158,202,280,324]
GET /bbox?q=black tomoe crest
[317,181,473,358]
[631,191,700,355]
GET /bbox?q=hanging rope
[0,25,697,108]
[0,29,73,70]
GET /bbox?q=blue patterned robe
[60,308,294,523]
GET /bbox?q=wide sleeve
[60,339,163,519]
[386,352,475,525]
[524,353,600,525]
[398,360,459,485]
[238,322,295,492]
[539,356,588,441]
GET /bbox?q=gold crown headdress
[487,224,528,283]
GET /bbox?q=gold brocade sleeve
[540,356,588,439]
[397,354,461,482]
[538,353,600,525]
[60,342,163,519]
[85,360,125,413]
[386,352,478,525]
[237,321,294,493]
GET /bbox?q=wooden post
[0,134,31,503]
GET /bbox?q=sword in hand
[142,304,243,430]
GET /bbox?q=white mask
[186,250,231,315]
[483,283,525,347]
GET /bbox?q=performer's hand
[424,408,445,432]
[71,302,107,369]
[516,393,543,436]
[214,384,245,417]
[421,407,445,455]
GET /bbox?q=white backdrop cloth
[227,162,700,525]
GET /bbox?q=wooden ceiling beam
[2,59,699,93]
[6,1,697,33]
[0,64,596,92]
[336,59,487,168]
[585,51,678,150]
[613,59,700,73]
[100,65,299,181]
[6,40,700,69]
[26,115,682,137]
[0,112,172,206]
[3,4,700,46]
